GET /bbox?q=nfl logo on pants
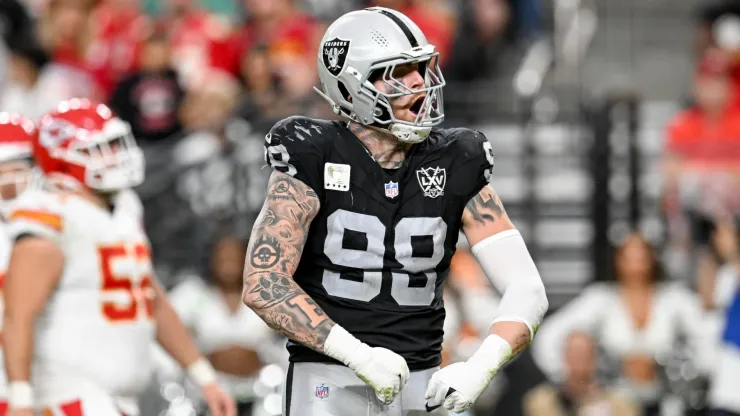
[316,384,330,399]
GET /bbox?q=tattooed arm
[460,184,547,355]
[461,184,515,247]
[242,171,334,352]
[244,170,410,403]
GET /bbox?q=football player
[242,7,549,416]
[0,113,38,416]
[2,99,236,416]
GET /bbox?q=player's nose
[404,69,424,91]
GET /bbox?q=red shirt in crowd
[666,107,740,170]
[165,11,235,90]
[229,12,318,69]
[86,4,150,97]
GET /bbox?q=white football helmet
[315,7,445,144]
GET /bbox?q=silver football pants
[282,362,448,416]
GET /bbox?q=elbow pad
[471,229,549,340]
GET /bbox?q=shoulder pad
[264,116,329,194]
[451,129,494,172]
[7,190,65,244]
[442,128,495,200]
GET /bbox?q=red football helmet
[35,98,144,193]
[0,112,36,204]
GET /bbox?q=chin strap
[314,86,431,144]
[389,123,431,144]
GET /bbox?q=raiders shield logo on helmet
[322,37,350,77]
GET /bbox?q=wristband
[323,324,365,366]
[187,358,218,386]
[467,334,513,379]
[8,381,33,409]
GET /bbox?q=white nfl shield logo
[316,384,329,399]
[416,167,446,198]
[385,181,399,198]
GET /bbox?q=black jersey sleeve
[264,116,325,195]
[446,128,495,202]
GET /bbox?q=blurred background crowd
[3,0,740,415]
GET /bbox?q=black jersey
[263,116,495,370]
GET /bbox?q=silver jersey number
[322,209,447,306]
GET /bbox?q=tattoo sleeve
[242,171,335,352]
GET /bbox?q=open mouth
[409,95,425,117]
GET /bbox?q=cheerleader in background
[155,235,287,416]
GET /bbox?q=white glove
[323,325,409,404]
[425,335,512,413]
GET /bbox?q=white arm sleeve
[470,229,548,340]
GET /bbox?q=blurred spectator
[696,0,740,113]
[697,0,740,57]
[32,0,102,106]
[225,0,324,130]
[234,0,320,96]
[38,0,90,72]
[164,0,236,90]
[663,51,740,271]
[532,232,710,415]
[180,74,240,135]
[109,29,185,143]
[158,235,286,416]
[231,44,326,134]
[444,0,509,82]
[524,331,641,416]
[86,0,151,98]
[230,45,284,133]
[666,51,740,170]
[0,0,37,51]
[138,70,259,284]
[0,36,102,120]
[0,43,48,119]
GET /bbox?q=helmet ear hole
[375,100,391,123]
[336,81,354,114]
[337,81,351,101]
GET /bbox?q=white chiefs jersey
[7,188,157,405]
